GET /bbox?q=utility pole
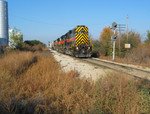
[119,24,121,56]
[126,14,129,64]
[127,14,129,42]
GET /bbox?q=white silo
[0,0,8,46]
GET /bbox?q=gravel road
[52,51,113,81]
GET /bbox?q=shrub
[92,40,101,57]
[144,30,150,44]
[24,40,46,47]
[0,51,149,113]
[92,73,140,113]
[0,51,93,113]
[119,31,141,57]
[125,43,150,67]
[0,51,37,77]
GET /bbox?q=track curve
[81,58,150,81]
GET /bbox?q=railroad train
[50,25,93,57]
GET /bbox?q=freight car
[52,25,93,57]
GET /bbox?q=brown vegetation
[0,51,93,113]
[126,44,150,67]
[99,44,150,67]
[99,27,114,56]
[93,74,150,113]
[0,50,149,113]
[97,27,150,68]
[23,44,47,52]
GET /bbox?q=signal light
[112,34,117,40]
[112,22,117,30]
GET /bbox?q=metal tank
[0,0,8,46]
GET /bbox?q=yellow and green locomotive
[53,25,93,57]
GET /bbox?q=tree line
[92,27,150,57]
[8,27,46,51]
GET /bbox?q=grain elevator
[0,0,8,46]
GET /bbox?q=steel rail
[81,58,150,81]
[50,50,150,81]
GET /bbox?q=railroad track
[50,50,150,81]
[81,58,150,81]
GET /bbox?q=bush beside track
[0,49,149,113]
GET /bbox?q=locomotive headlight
[76,47,79,50]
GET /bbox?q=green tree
[11,27,24,49]
[92,40,101,57]
[120,31,141,57]
[24,40,46,47]
[99,27,114,56]
[144,30,150,44]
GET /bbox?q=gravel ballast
[52,51,113,81]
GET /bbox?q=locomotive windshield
[77,28,88,34]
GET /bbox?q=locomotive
[51,25,93,57]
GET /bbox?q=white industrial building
[9,29,15,48]
[9,28,23,48]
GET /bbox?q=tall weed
[0,51,149,113]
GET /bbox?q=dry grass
[125,44,150,67]
[24,44,47,52]
[93,74,140,113]
[0,51,93,113]
[0,51,37,77]
[0,50,149,113]
[99,44,150,68]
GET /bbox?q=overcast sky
[6,0,150,44]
